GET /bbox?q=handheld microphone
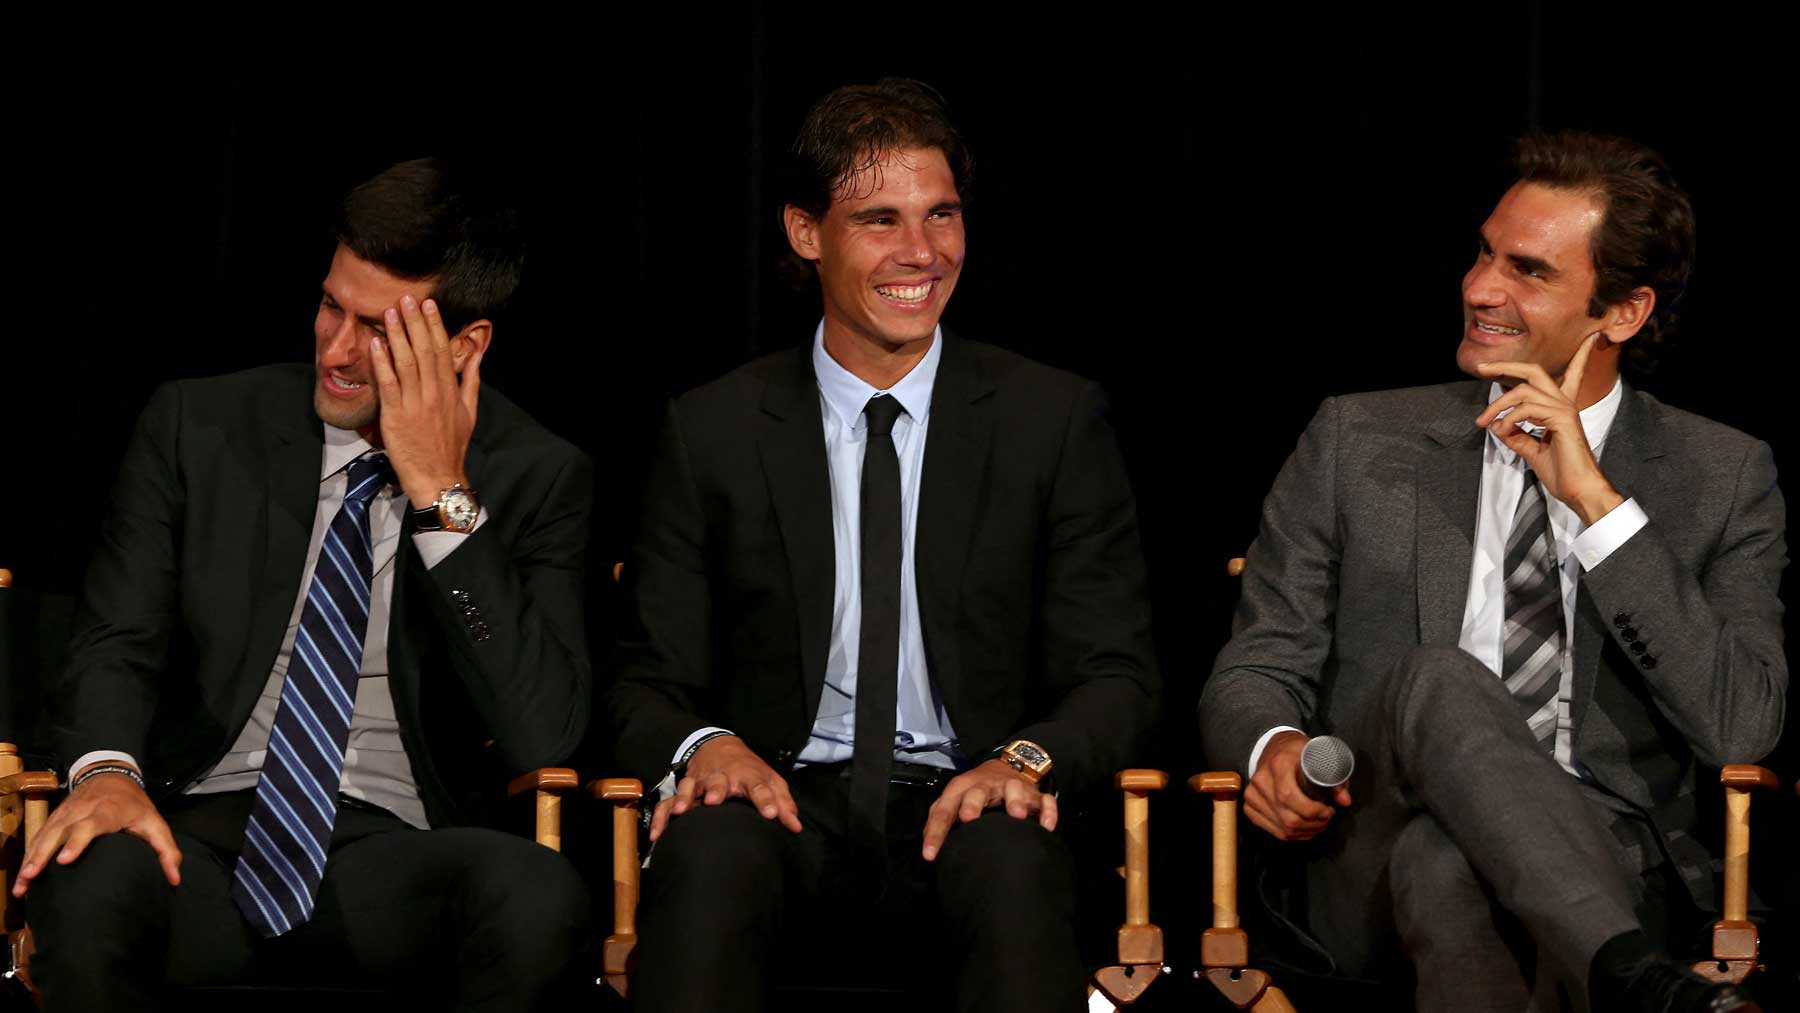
[1299,735,1354,803]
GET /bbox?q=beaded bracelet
[674,730,736,777]
[72,763,147,792]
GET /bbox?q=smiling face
[1456,182,1613,382]
[312,243,437,433]
[786,145,965,358]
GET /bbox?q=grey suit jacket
[1200,379,1786,906]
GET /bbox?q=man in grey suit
[1201,131,1782,1012]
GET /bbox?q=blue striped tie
[231,452,393,937]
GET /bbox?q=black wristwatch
[411,484,480,533]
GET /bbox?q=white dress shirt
[1246,378,1649,780]
[71,424,485,829]
[666,323,962,780]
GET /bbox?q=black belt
[794,760,954,790]
[336,792,401,819]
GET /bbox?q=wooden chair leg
[1693,765,1779,985]
[1191,772,1295,1011]
[1091,770,1169,1007]
[590,778,642,999]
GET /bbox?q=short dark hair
[334,158,524,334]
[784,78,974,221]
[1511,131,1696,376]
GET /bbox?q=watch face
[441,488,480,531]
[1011,741,1049,767]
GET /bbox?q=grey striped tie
[1502,474,1564,751]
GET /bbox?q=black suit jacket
[1202,380,1787,906]
[610,334,1159,796]
[49,364,594,827]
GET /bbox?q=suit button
[472,622,492,642]
[1621,627,1639,641]
[776,749,794,765]
[1613,612,1632,628]
[452,588,471,604]
[1629,640,1647,654]
[1641,655,1658,669]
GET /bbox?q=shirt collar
[320,424,377,481]
[811,320,943,432]
[1485,375,1624,464]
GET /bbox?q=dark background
[4,2,1792,1002]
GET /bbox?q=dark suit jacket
[610,334,1159,796]
[48,364,594,827]
[1201,379,1787,906]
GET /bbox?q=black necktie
[849,394,906,861]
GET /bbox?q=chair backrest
[0,568,76,765]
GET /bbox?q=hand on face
[919,757,1057,861]
[366,295,483,508]
[1472,334,1625,525]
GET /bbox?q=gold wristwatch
[996,738,1053,787]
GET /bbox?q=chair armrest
[505,767,579,797]
[585,778,643,998]
[505,768,578,852]
[1695,765,1783,983]
[0,772,59,798]
[1091,770,1170,1006]
[1720,765,1778,791]
[1189,772,1249,966]
[2,758,58,954]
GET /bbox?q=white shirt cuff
[1571,498,1648,571]
[412,508,489,569]
[69,750,140,784]
[1247,726,1304,781]
[658,727,735,800]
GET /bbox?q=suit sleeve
[50,382,186,769]
[1579,439,1787,766]
[1008,381,1161,796]
[414,447,595,774]
[607,402,717,780]
[1199,398,1341,775]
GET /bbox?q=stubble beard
[313,380,379,433]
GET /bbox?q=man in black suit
[1201,133,1781,1011]
[14,159,593,1011]
[610,79,1159,1012]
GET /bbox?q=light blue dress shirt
[802,322,961,770]
[666,324,962,779]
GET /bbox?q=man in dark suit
[610,79,1160,1012]
[1201,132,1782,1012]
[14,159,593,1011]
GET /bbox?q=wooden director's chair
[1203,555,1785,1008]
[0,566,583,1005]
[584,768,1184,1009]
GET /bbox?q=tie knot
[863,394,906,437]
[346,454,394,504]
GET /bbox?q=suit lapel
[244,374,324,685]
[1571,384,1661,736]
[914,334,995,702]
[1415,384,1486,646]
[757,348,837,726]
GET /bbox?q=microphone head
[1300,735,1355,789]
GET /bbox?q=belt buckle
[888,763,948,790]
